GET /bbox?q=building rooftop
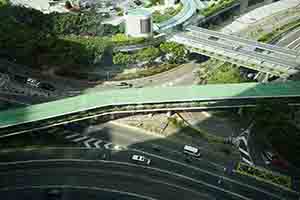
[126,8,152,17]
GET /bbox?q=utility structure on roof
[125,8,153,38]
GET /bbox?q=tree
[207,64,245,84]
[136,47,160,63]
[250,103,300,167]
[113,53,133,65]
[159,42,187,63]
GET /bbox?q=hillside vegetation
[0,5,112,68]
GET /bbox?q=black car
[39,82,56,91]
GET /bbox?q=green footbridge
[0,81,300,138]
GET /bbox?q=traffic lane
[276,28,300,47]
[74,122,296,199]
[112,149,295,200]
[1,187,152,200]
[85,121,229,168]
[0,160,288,200]
[0,148,108,162]
[178,33,298,68]
[86,122,161,146]
[0,59,84,91]
[0,161,214,200]
[0,148,296,200]
[87,63,198,93]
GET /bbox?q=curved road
[0,160,219,200]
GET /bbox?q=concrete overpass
[169,26,300,78]
[0,81,300,138]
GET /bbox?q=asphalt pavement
[0,149,298,200]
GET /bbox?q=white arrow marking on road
[104,142,113,150]
[65,133,80,139]
[94,140,103,148]
[72,136,89,142]
[84,138,97,148]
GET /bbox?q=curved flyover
[154,0,197,32]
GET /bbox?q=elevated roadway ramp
[170,27,300,77]
[0,82,300,137]
[154,0,197,32]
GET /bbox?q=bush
[152,4,182,23]
[111,33,146,45]
[0,0,9,6]
[200,0,237,17]
[0,5,114,68]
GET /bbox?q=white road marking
[104,142,113,149]
[72,136,89,142]
[84,138,98,148]
[242,157,254,166]
[65,133,80,139]
[287,37,300,48]
[94,140,104,148]
[239,147,250,156]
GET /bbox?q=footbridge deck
[0,82,300,138]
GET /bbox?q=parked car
[131,155,151,165]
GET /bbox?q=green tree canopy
[159,42,187,63]
[207,64,245,84]
[113,53,133,65]
[136,47,160,63]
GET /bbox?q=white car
[131,155,151,165]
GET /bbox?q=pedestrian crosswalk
[61,130,126,150]
[237,135,254,166]
[72,136,89,142]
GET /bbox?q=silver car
[131,155,151,165]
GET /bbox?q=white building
[125,8,153,38]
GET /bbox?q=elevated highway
[169,26,300,78]
[0,82,300,138]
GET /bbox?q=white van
[183,145,201,157]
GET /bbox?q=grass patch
[258,18,300,43]
[200,0,237,17]
[152,4,183,23]
[111,33,147,45]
